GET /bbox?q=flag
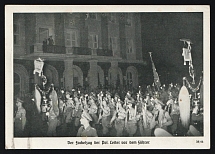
[178,85,190,129]
[49,89,59,117]
[182,48,192,65]
[33,58,44,76]
[149,53,161,88]
[34,86,41,113]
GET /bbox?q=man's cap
[81,111,93,121]
[66,91,71,95]
[16,98,24,103]
[73,91,78,97]
[126,97,135,104]
[127,91,131,95]
[114,93,120,98]
[106,91,111,96]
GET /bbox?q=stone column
[111,61,118,88]
[64,60,74,91]
[88,60,98,89]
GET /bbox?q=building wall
[125,13,136,60]
[35,13,55,44]
[108,13,120,57]
[134,13,143,60]
[86,14,102,49]
[54,14,65,46]
[25,14,37,54]
[13,13,144,91]
[13,14,26,56]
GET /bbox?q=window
[14,24,20,45]
[89,13,97,20]
[109,37,117,51]
[126,38,133,53]
[125,14,132,26]
[39,28,49,43]
[89,34,98,49]
[109,13,116,23]
[65,31,78,47]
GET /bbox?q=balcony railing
[43,45,66,54]
[29,44,114,57]
[96,49,113,56]
[66,47,92,55]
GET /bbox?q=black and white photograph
[5,5,210,149]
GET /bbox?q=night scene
[13,12,204,138]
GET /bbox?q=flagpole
[148,52,161,91]
[148,52,156,89]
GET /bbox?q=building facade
[13,13,145,96]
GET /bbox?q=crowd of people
[14,82,203,137]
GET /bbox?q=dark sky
[141,12,203,84]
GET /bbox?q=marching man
[125,101,138,137]
[14,98,26,137]
[152,99,173,134]
[110,96,126,137]
[47,85,59,137]
[77,110,98,137]
[88,93,98,128]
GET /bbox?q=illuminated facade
[13,13,144,96]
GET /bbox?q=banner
[182,48,192,65]
[34,85,41,113]
[33,58,44,76]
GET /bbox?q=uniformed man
[106,91,116,136]
[110,99,126,137]
[166,91,180,135]
[64,91,75,124]
[106,91,115,117]
[142,105,154,136]
[160,85,169,105]
[88,93,98,128]
[73,92,83,129]
[190,99,203,135]
[136,93,144,136]
[153,99,173,133]
[125,101,138,137]
[100,97,111,136]
[47,87,59,137]
[14,98,26,137]
[77,110,98,137]
[48,35,54,45]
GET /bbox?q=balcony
[30,44,113,57]
[30,44,66,54]
[96,49,113,56]
[66,47,91,55]
[43,45,66,54]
